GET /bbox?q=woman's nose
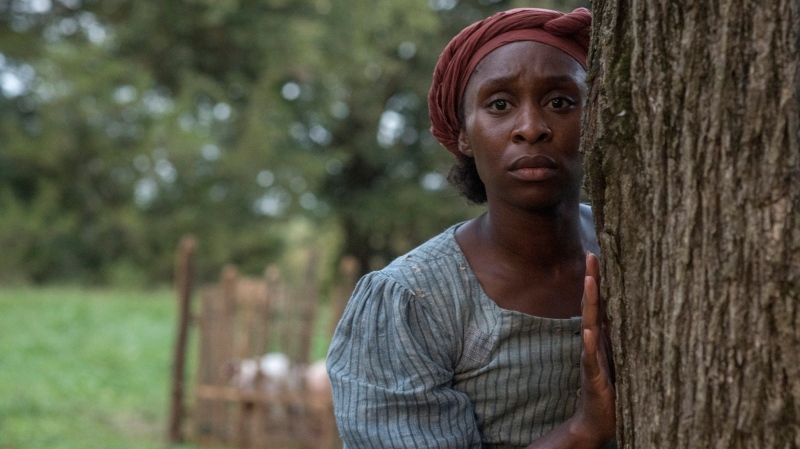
[512,104,552,144]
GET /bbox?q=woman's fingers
[582,273,599,337]
[586,251,600,284]
[581,274,602,381]
[576,252,617,444]
[582,328,600,380]
[584,251,615,383]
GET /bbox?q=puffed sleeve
[326,271,482,449]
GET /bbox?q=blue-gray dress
[327,215,593,449]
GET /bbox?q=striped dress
[327,223,585,449]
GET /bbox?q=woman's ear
[457,129,473,157]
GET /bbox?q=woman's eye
[549,97,573,109]
[490,99,508,111]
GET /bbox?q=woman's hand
[570,252,616,447]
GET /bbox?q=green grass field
[0,287,193,449]
[0,287,335,449]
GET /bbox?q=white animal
[230,358,259,389]
[259,352,292,378]
[304,359,331,394]
[304,358,332,412]
[228,352,299,393]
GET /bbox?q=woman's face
[458,41,587,212]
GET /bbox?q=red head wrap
[428,8,592,156]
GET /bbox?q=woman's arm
[327,272,484,449]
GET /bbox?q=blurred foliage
[0,0,588,286]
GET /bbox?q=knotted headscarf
[428,8,592,156]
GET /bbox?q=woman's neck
[454,196,590,317]
[473,198,586,269]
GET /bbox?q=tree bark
[583,1,800,448]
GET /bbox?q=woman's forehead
[469,41,586,89]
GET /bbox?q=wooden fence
[168,237,359,449]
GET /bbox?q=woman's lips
[509,155,558,181]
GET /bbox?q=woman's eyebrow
[540,74,580,85]
[477,74,521,91]
[478,73,580,92]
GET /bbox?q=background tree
[0,0,588,286]
[584,0,799,447]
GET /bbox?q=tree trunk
[583,1,800,448]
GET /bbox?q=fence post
[298,249,320,365]
[167,235,196,444]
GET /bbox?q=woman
[327,8,616,448]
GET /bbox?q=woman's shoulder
[345,223,477,317]
[377,223,470,292]
[333,224,483,365]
